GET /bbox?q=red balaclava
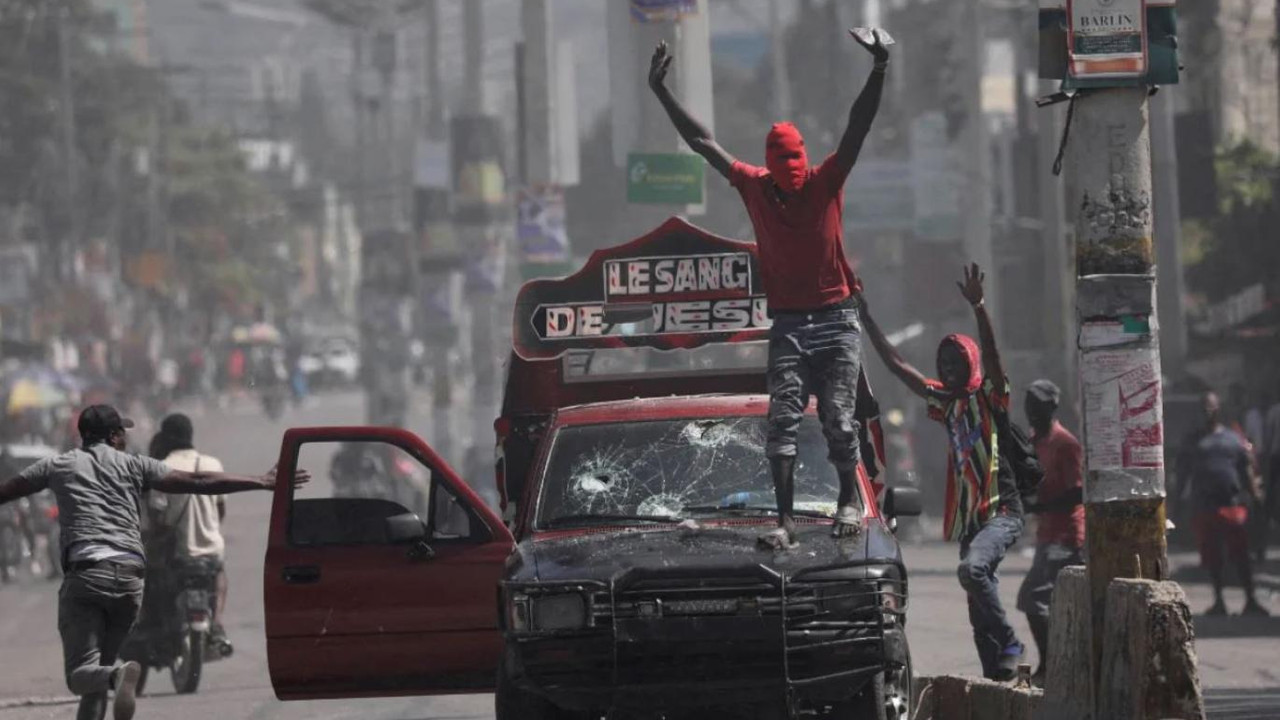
[766,122,809,193]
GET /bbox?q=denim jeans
[58,561,144,720]
[765,307,863,471]
[957,514,1024,678]
[1016,542,1085,620]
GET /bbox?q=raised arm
[151,465,310,495]
[957,263,1005,385]
[856,292,931,399]
[834,30,890,174]
[648,41,735,179]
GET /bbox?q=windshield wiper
[681,505,834,519]
[543,513,682,528]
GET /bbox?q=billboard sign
[630,0,697,23]
[1067,0,1148,80]
[627,153,704,205]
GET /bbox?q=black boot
[1027,614,1050,678]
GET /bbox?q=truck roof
[552,393,776,426]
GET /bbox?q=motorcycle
[122,557,232,695]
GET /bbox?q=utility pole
[1150,87,1187,377]
[57,4,79,281]
[769,0,791,120]
[960,0,997,317]
[351,30,368,229]
[421,0,460,466]
[459,0,503,480]
[1070,86,1169,677]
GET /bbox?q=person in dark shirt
[859,264,1025,681]
[648,29,889,548]
[1178,391,1269,617]
[1015,379,1084,682]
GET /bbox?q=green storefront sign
[627,153,704,205]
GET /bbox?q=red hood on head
[940,333,983,396]
[766,122,809,193]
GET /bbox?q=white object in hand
[852,27,896,47]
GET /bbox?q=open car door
[264,426,514,700]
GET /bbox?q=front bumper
[503,568,908,712]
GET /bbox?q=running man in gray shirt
[0,405,308,720]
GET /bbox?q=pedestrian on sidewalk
[857,263,1026,681]
[1015,379,1085,682]
[1178,391,1270,617]
[0,404,308,720]
[648,27,890,549]
[1259,384,1280,561]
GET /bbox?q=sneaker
[992,642,1024,682]
[1242,598,1272,617]
[112,661,141,720]
[1204,600,1229,617]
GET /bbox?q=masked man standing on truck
[0,404,307,720]
[648,29,889,550]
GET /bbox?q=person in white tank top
[148,414,230,643]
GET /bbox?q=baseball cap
[77,404,135,440]
[1026,379,1062,406]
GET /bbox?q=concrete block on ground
[1098,579,1205,720]
[913,675,1042,720]
[913,674,935,718]
[1038,566,1093,720]
[932,675,972,720]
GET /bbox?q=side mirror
[385,512,427,544]
[885,487,923,518]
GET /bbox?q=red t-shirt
[1033,421,1085,548]
[729,154,858,311]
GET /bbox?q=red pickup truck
[262,218,922,720]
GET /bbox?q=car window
[290,440,433,546]
[534,416,855,526]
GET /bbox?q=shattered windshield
[535,416,859,526]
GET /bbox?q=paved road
[0,391,1275,719]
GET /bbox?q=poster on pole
[516,187,570,263]
[1067,0,1148,80]
[1081,343,1164,470]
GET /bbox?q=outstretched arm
[856,292,931,399]
[834,30,890,174]
[957,263,1005,384]
[0,474,46,506]
[648,41,735,179]
[151,465,310,495]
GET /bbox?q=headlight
[508,594,531,632]
[508,591,588,632]
[532,593,588,631]
[880,580,903,612]
[817,583,865,614]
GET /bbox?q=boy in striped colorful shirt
[857,263,1026,681]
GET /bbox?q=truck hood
[509,519,903,585]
